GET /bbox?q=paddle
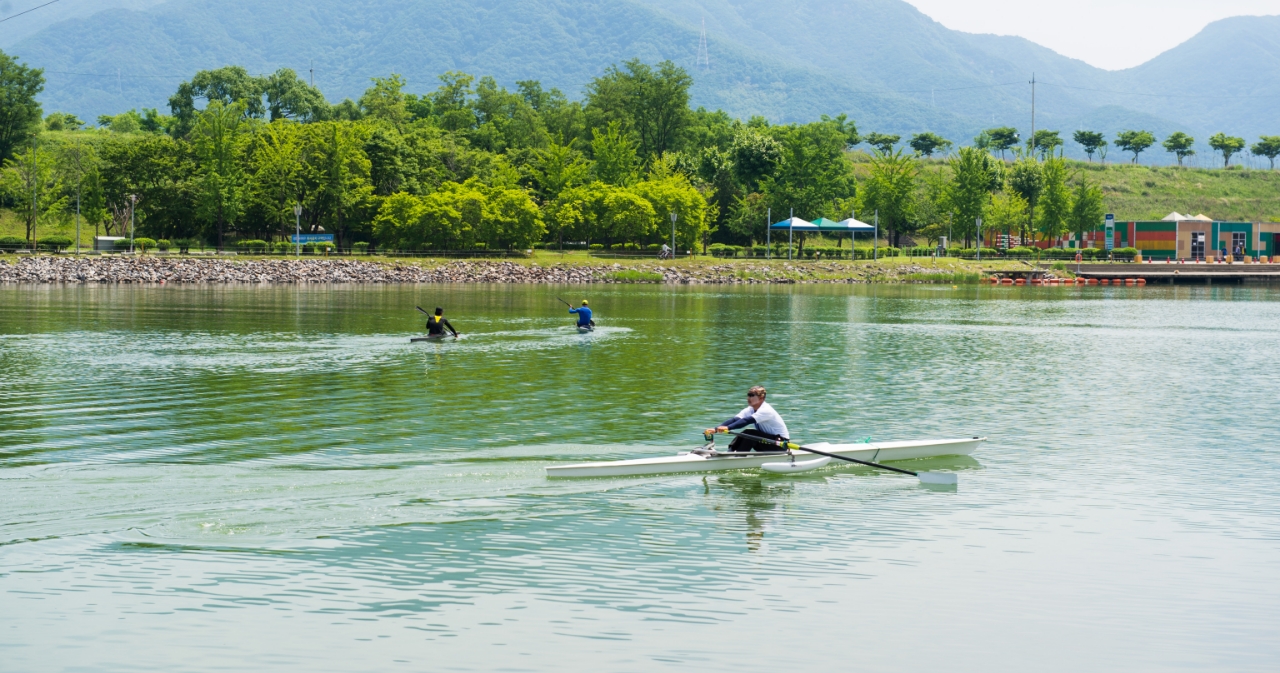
[715,430,957,485]
[415,306,458,338]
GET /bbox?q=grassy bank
[851,152,1280,222]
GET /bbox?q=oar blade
[917,472,958,485]
[761,456,831,474]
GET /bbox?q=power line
[1039,81,1280,100]
[0,0,63,24]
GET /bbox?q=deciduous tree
[1072,130,1106,162]
[1252,136,1280,170]
[1115,130,1156,164]
[1162,132,1195,167]
[909,132,952,158]
[1209,133,1246,167]
[0,50,44,162]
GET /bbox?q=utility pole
[294,203,303,258]
[874,210,879,261]
[766,207,771,260]
[670,211,677,261]
[1030,72,1036,157]
[1029,72,1037,247]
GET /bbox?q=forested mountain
[6,0,1279,148]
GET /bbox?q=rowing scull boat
[546,436,985,478]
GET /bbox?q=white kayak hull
[546,437,985,478]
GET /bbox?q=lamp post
[976,217,982,261]
[788,207,793,261]
[293,203,303,259]
[873,210,879,261]
[670,211,677,261]
[129,194,137,253]
[766,207,771,260]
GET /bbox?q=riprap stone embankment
[0,256,942,285]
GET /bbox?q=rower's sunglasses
[747,393,761,399]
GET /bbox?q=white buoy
[761,456,831,474]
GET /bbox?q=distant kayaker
[707,386,791,452]
[568,300,594,328]
[426,307,459,338]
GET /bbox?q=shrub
[304,241,336,255]
[0,235,26,251]
[1110,247,1138,259]
[588,243,604,251]
[131,237,156,252]
[156,239,172,251]
[38,235,75,251]
[236,239,269,254]
[645,243,661,251]
[273,241,293,254]
[1005,246,1036,256]
[605,269,663,283]
[351,241,370,255]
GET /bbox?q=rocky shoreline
[0,256,957,285]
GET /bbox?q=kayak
[410,335,450,342]
[546,436,985,478]
[577,325,594,333]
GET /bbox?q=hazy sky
[904,0,1280,70]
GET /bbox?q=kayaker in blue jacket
[569,300,594,328]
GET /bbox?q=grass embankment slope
[850,153,1280,223]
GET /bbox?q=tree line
[1,48,1277,253]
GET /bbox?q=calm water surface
[2,283,1278,672]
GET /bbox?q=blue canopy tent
[769,217,817,259]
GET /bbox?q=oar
[555,297,573,308]
[717,431,957,485]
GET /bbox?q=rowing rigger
[545,435,984,479]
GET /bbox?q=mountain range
[5,0,1279,161]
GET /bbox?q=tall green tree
[1115,130,1156,164]
[0,50,44,162]
[984,190,1028,248]
[1007,155,1043,244]
[1029,130,1063,159]
[302,121,374,249]
[730,127,781,192]
[169,66,266,137]
[585,60,692,160]
[985,127,1020,161]
[1067,176,1104,247]
[1035,155,1070,243]
[590,121,639,186]
[1073,130,1106,162]
[1252,136,1280,170]
[860,149,918,247]
[1162,132,1195,167]
[246,120,303,240]
[762,122,855,221]
[632,175,709,251]
[863,132,900,154]
[529,140,589,202]
[947,146,999,245]
[263,68,328,122]
[56,138,107,245]
[909,132,952,158]
[359,75,411,131]
[1208,133,1246,167]
[191,101,249,249]
[0,139,65,244]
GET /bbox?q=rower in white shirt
[705,385,791,452]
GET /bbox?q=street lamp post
[293,203,303,259]
[766,207,771,260]
[129,194,137,253]
[670,211,677,260]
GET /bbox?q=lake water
[2,283,1278,672]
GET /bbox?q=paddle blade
[917,472,958,485]
[761,457,831,474]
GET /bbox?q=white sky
[903,0,1280,70]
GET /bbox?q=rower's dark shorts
[729,429,787,452]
